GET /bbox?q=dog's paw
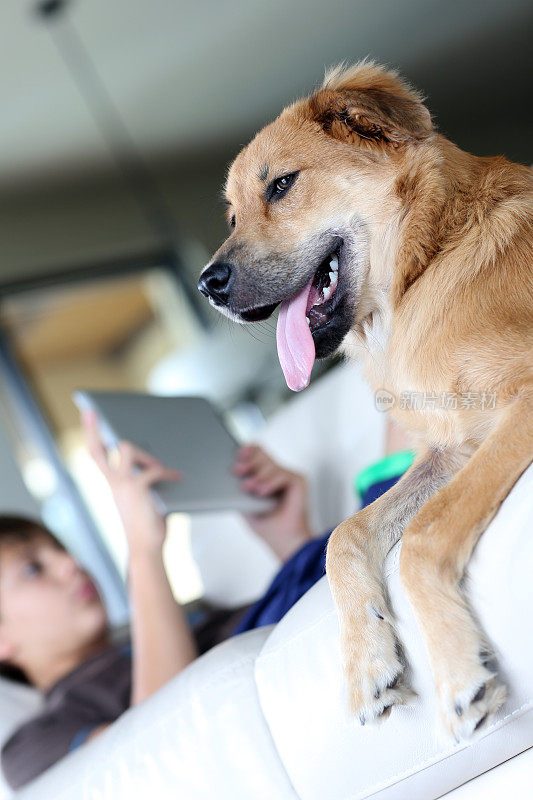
[440,666,506,741]
[342,607,414,725]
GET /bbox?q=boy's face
[0,533,108,671]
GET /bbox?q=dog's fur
[199,61,533,739]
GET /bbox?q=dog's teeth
[329,254,339,272]
[322,285,332,301]
[306,315,310,325]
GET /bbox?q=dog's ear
[307,61,432,148]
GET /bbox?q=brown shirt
[1,642,131,790]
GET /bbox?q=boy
[0,411,315,788]
[1,412,411,788]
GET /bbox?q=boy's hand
[83,410,182,557]
[233,445,312,562]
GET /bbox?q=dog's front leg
[326,446,466,724]
[400,393,533,740]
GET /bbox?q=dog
[198,60,533,740]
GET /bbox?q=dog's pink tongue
[276,279,316,392]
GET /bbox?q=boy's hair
[0,515,60,685]
[0,515,56,549]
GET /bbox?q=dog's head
[199,61,433,390]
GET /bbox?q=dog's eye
[266,171,299,203]
[275,176,291,192]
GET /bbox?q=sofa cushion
[15,627,297,799]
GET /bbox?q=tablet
[72,390,275,516]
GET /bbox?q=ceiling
[2,0,532,193]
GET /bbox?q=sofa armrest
[253,462,533,799]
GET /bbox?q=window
[0,259,206,613]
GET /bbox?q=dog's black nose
[198,262,232,306]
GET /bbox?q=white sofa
[1,364,531,798]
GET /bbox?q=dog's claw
[472,684,486,702]
[445,676,506,740]
[344,609,414,727]
[474,713,488,731]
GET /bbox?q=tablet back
[73,391,274,515]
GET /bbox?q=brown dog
[198,60,533,739]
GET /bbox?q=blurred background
[0,0,531,622]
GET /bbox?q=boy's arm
[127,540,197,705]
[83,413,197,708]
